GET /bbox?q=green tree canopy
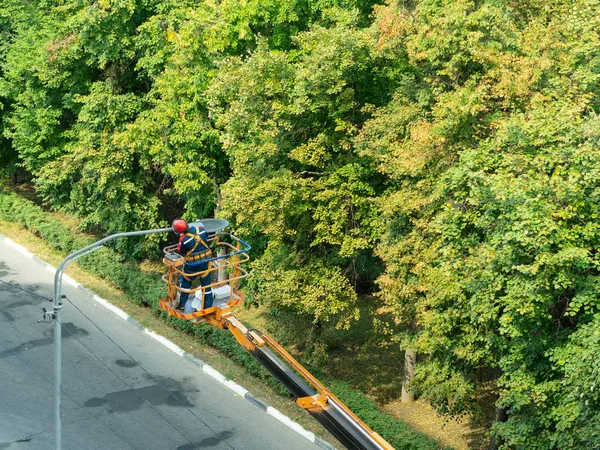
[2,0,600,447]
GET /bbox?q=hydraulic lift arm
[160,224,394,450]
[221,312,394,450]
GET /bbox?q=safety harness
[181,228,212,281]
[183,230,212,261]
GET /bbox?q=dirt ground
[387,399,489,450]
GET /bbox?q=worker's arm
[176,234,188,255]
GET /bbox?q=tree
[208,10,393,330]
[362,0,600,446]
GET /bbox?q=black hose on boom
[247,345,389,450]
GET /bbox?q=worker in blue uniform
[172,219,214,312]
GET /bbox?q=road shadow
[0,322,89,358]
[0,261,14,278]
[0,277,53,322]
[84,376,196,413]
[177,430,234,449]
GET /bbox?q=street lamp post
[51,227,172,450]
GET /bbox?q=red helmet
[172,219,188,234]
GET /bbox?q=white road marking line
[144,329,185,356]
[5,238,35,259]
[92,294,129,321]
[267,406,317,442]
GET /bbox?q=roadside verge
[0,188,447,450]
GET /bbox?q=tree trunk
[401,348,416,403]
[487,407,508,450]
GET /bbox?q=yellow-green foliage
[361,0,600,447]
[2,0,600,446]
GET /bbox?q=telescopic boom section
[159,229,394,450]
[221,315,394,450]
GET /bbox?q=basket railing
[161,232,251,308]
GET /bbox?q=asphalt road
[0,236,320,450]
